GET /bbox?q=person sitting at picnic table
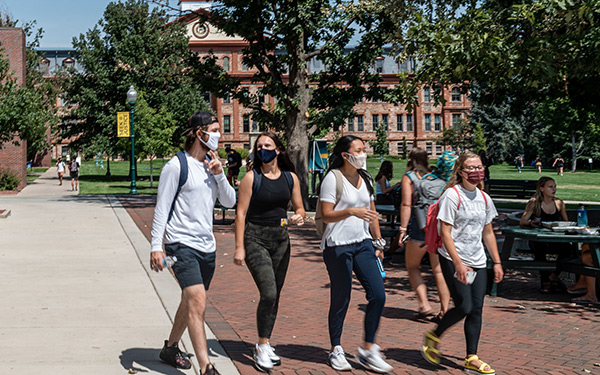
[375,161,401,205]
[567,243,598,305]
[519,176,576,294]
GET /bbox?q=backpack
[168,151,189,222]
[250,168,294,205]
[315,169,343,236]
[424,186,487,254]
[407,171,446,230]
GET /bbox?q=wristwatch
[373,238,386,249]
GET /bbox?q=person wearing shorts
[56,157,66,186]
[70,160,79,191]
[150,111,236,375]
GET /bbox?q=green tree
[158,0,395,206]
[369,122,389,162]
[437,118,474,154]
[61,0,208,164]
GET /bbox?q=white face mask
[200,131,220,151]
[344,152,367,170]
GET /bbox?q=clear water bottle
[163,256,177,268]
[577,204,588,227]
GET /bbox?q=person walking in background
[150,111,236,375]
[374,161,401,205]
[519,176,575,294]
[319,135,393,373]
[225,146,242,186]
[552,155,565,176]
[69,158,80,191]
[514,154,524,173]
[400,148,450,322]
[233,132,306,372]
[56,157,66,186]
[421,151,503,375]
[535,155,543,173]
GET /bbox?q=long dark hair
[406,147,430,176]
[252,132,295,172]
[375,160,393,182]
[322,135,374,196]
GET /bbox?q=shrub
[235,148,249,160]
[0,169,20,191]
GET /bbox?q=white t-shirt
[319,170,373,249]
[57,161,65,173]
[437,185,497,268]
[151,151,236,254]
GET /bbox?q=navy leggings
[434,256,487,355]
[323,239,386,346]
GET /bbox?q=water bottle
[577,204,588,227]
[163,256,177,268]
[376,258,386,278]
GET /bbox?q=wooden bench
[488,179,537,199]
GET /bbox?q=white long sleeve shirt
[151,151,236,253]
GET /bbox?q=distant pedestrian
[552,156,565,176]
[150,111,236,375]
[225,146,242,186]
[70,158,80,191]
[56,157,66,186]
[319,135,393,373]
[421,151,503,375]
[233,132,306,372]
[514,154,524,173]
[535,155,542,173]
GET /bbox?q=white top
[57,161,65,173]
[437,185,497,268]
[319,170,373,249]
[151,151,236,253]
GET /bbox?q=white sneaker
[357,344,393,373]
[253,344,274,372]
[328,345,352,371]
[264,342,281,366]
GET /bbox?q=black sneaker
[202,363,220,375]
[159,340,192,369]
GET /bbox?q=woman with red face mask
[421,151,503,375]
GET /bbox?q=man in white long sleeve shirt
[150,111,236,375]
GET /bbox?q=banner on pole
[117,112,130,137]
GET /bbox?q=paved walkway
[0,168,237,375]
[120,195,600,375]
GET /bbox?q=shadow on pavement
[119,348,186,374]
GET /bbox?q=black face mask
[257,148,278,163]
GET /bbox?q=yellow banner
[117,112,130,137]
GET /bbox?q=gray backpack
[407,171,446,230]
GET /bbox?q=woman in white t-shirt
[319,135,392,373]
[56,157,66,186]
[421,151,503,375]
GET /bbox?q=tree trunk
[571,132,577,172]
[150,158,154,188]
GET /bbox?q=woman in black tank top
[233,132,305,371]
[520,177,575,293]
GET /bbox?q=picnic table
[490,226,600,296]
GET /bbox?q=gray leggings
[244,222,291,339]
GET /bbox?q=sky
[0,0,179,48]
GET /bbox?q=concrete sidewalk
[0,167,238,375]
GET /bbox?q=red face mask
[464,170,485,185]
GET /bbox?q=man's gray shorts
[164,243,216,290]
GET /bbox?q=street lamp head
[127,85,138,104]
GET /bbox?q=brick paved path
[120,196,600,375]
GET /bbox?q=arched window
[451,87,462,102]
[222,56,230,71]
[39,58,50,75]
[62,57,75,69]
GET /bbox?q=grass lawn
[79,156,600,205]
[26,168,49,183]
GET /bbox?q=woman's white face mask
[344,152,367,170]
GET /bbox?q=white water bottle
[163,256,177,268]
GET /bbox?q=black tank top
[247,172,292,227]
[540,201,562,222]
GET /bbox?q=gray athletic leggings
[244,222,290,339]
[434,256,487,356]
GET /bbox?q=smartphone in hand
[454,270,477,285]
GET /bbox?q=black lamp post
[127,85,138,195]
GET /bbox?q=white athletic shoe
[357,344,393,373]
[264,342,281,366]
[328,345,352,371]
[253,344,274,372]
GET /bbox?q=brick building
[0,27,27,191]
[178,0,470,156]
